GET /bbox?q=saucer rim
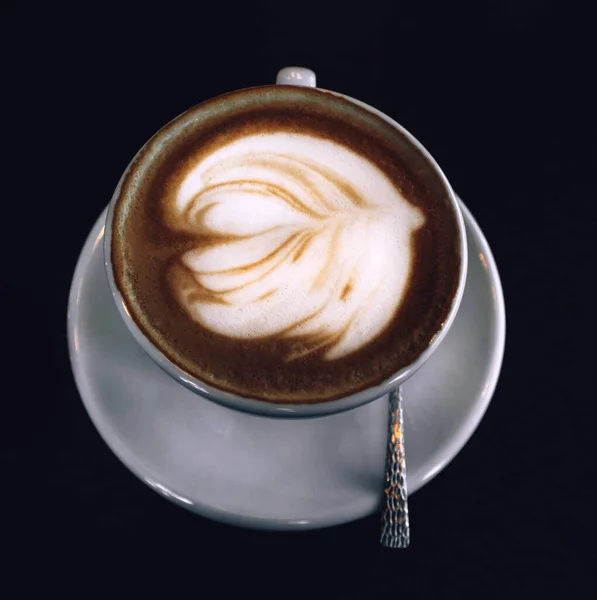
[67,197,506,530]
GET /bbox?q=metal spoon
[380,387,410,548]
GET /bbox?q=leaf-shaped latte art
[165,133,425,360]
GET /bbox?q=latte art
[111,86,462,403]
[166,133,425,360]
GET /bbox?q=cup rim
[104,84,468,418]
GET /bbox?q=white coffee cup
[104,67,468,418]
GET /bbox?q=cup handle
[276,67,317,88]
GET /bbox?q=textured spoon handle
[380,387,410,548]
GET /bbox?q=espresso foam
[166,132,425,361]
[111,86,461,403]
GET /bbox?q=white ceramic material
[276,66,317,87]
[103,68,468,418]
[67,199,505,530]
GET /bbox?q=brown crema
[111,85,461,403]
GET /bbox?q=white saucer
[68,198,505,530]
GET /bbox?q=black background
[3,0,595,594]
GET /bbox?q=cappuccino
[111,86,461,403]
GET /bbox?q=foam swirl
[165,133,425,360]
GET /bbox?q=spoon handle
[380,387,410,548]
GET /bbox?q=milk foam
[165,132,425,360]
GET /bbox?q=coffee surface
[111,86,461,402]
